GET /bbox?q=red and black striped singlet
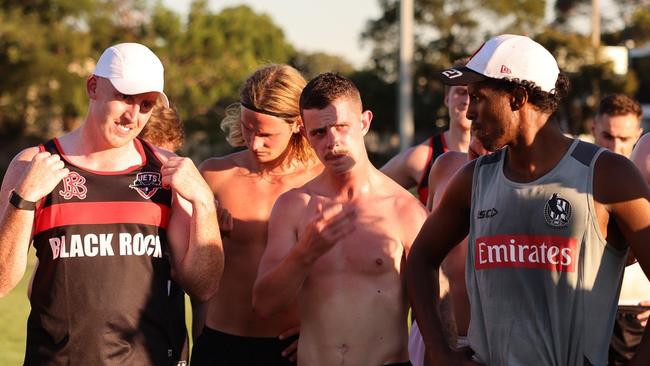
[416,133,448,204]
[26,138,187,366]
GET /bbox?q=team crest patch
[544,193,572,228]
[129,172,163,199]
[59,172,88,199]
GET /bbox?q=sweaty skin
[198,107,322,342]
[254,97,427,365]
[381,86,471,190]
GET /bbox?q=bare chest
[301,202,405,275]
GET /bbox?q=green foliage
[361,0,650,143]
[0,0,301,167]
[290,51,355,79]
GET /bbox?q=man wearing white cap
[406,34,650,366]
[0,42,224,365]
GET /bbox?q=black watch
[9,190,37,211]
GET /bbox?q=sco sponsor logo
[475,234,576,272]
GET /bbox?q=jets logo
[59,172,88,200]
[129,172,163,199]
[544,193,572,228]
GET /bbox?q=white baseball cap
[438,34,560,93]
[93,42,169,107]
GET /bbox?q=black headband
[240,101,299,120]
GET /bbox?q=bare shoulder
[432,151,468,172]
[272,185,313,220]
[402,140,435,166]
[429,151,468,182]
[594,150,647,203]
[379,172,427,218]
[199,150,249,184]
[5,146,41,176]
[631,133,650,182]
[1,146,42,192]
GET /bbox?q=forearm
[253,247,312,318]
[0,205,34,297]
[406,251,454,364]
[177,200,224,301]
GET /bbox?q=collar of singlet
[240,101,299,119]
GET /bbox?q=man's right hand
[297,201,356,263]
[16,152,69,202]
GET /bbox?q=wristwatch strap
[9,190,37,211]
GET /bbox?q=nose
[326,128,339,149]
[123,102,140,123]
[612,139,626,156]
[251,136,264,151]
[466,102,476,121]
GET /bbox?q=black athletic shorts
[191,326,297,366]
[608,305,646,366]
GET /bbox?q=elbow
[193,278,220,303]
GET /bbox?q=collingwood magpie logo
[544,193,572,228]
[129,172,163,199]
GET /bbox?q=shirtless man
[406,34,650,366]
[409,136,488,365]
[193,64,322,365]
[253,72,427,365]
[381,60,471,204]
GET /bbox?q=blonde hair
[139,98,184,152]
[221,64,315,163]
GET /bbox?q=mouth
[325,153,346,161]
[115,122,134,133]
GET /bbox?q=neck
[504,114,573,182]
[324,158,374,200]
[57,125,142,171]
[444,121,471,152]
[250,146,304,177]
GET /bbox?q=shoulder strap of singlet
[418,133,447,190]
[570,140,601,167]
[41,139,60,155]
[432,133,446,160]
[138,138,164,169]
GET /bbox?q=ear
[87,75,98,99]
[443,91,450,107]
[591,117,598,135]
[510,86,528,111]
[360,110,373,136]
[635,124,643,141]
[291,117,302,134]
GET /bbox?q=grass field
[0,252,194,365]
[0,253,34,365]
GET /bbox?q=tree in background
[360,0,650,156]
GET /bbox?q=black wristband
[9,190,37,211]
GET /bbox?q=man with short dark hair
[593,94,650,366]
[0,42,224,365]
[253,73,427,365]
[592,94,643,158]
[407,34,650,366]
